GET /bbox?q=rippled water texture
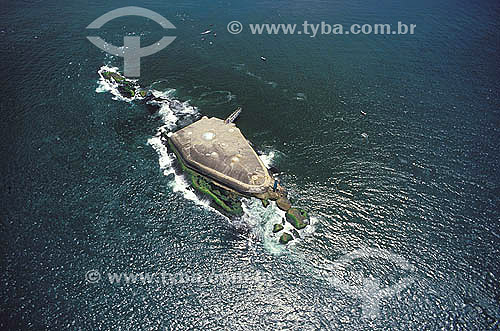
[0,0,499,329]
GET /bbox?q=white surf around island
[96,64,316,252]
[96,65,141,102]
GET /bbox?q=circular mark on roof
[202,132,215,140]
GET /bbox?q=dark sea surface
[1,0,499,329]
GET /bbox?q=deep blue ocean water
[1,0,499,329]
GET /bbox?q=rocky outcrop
[101,70,166,111]
[276,197,292,211]
[102,71,138,98]
[279,233,293,244]
[273,223,284,233]
[285,208,309,230]
[99,68,311,242]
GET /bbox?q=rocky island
[99,69,310,243]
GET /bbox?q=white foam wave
[241,197,319,255]
[148,132,210,209]
[95,65,140,102]
[151,91,199,130]
[143,89,207,208]
[95,65,118,93]
[259,151,276,168]
[240,198,287,254]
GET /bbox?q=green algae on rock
[285,208,309,230]
[279,233,293,244]
[168,139,243,217]
[262,199,270,208]
[273,223,284,233]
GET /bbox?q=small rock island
[99,68,310,243]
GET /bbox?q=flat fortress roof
[170,116,273,194]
